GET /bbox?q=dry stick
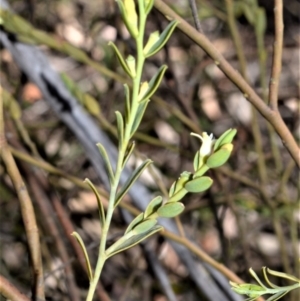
[154,0,300,167]
[4,88,110,299]
[163,230,266,301]
[0,87,45,301]
[265,0,284,173]
[5,93,84,300]
[27,174,81,301]
[269,0,283,111]
[0,275,31,301]
[188,0,202,32]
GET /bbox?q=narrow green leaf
[184,176,213,193]
[241,3,255,25]
[125,212,144,234]
[9,99,22,120]
[144,0,154,14]
[84,94,100,116]
[84,179,105,226]
[17,35,39,45]
[130,100,149,136]
[74,88,84,104]
[71,232,93,281]
[62,43,89,62]
[144,20,179,58]
[124,84,131,124]
[144,196,163,218]
[11,13,33,35]
[106,225,162,258]
[255,8,266,37]
[262,267,279,289]
[139,65,168,102]
[115,111,124,148]
[249,268,268,289]
[108,42,133,77]
[168,188,188,203]
[193,151,200,171]
[213,128,236,151]
[114,159,153,207]
[61,73,76,92]
[267,291,289,301]
[33,29,58,49]
[0,11,17,34]
[157,202,185,218]
[206,146,233,168]
[122,141,135,168]
[133,219,157,234]
[96,143,115,183]
[266,268,300,283]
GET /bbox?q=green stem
[85,1,147,300]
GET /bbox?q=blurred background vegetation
[0,0,299,300]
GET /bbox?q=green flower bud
[124,0,139,37]
[143,31,160,55]
[126,55,136,77]
[138,82,149,101]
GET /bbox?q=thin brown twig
[162,230,267,301]
[0,86,45,300]
[154,0,300,167]
[188,0,202,32]
[27,173,81,301]
[0,275,31,301]
[269,0,284,111]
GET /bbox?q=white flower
[191,132,215,157]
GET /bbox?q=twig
[269,0,284,111]
[0,275,31,301]
[162,230,266,301]
[27,173,81,301]
[153,0,300,167]
[188,0,203,32]
[0,86,45,300]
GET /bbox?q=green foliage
[106,225,162,258]
[71,232,93,281]
[0,1,236,300]
[230,267,300,301]
[143,20,179,58]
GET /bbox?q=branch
[154,0,300,167]
[0,87,44,300]
[0,275,30,301]
[268,0,284,111]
